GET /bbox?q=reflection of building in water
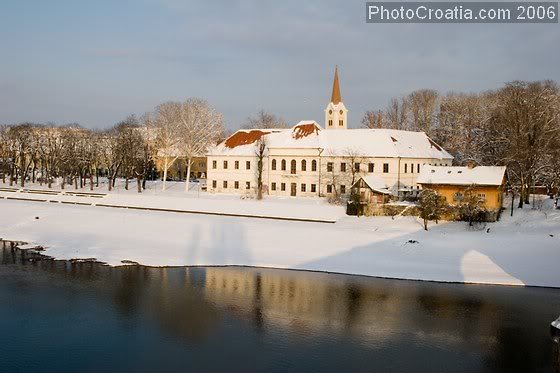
[203,267,503,347]
[204,267,405,340]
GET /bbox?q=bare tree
[255,136,267,200]
[98,125,123,191]
[385,97,409,130]
[343,148,367,186]
[175,98,224,192]
[149,103,182,191]
[0,125,12,184]
[408,89,439,135]
[8,124,36,187]
[243,110,287,129]
[361,110,383,129]
[492,81,560,207]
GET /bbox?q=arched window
[271,159,277,171]
[311,160,317,172]
[281,159,286,171]
[290,160,296,174]
[301,160,307,172]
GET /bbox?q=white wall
[207,152,452,198]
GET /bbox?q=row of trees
[0,98,225,193]
[362,81,560,207]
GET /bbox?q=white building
[207,67,453,198]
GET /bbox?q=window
[311,160,317,172]
[245,181,251,190]
[212,180,217,188]
[212,160,217,169]
[290,160,296,175]
[235,161,239,170]
[327,162,333,172]
[453,192,464,201]
[339,119,343,126]
[368,163,374,173]
[272,159,277,170]
[281,159,286,171]
[354,163,360,172]
[223,161,228,169]
[246,161,251,170]
[234,181,239,189]
[328,119,333,127]
[281,183,286,191]
[383,163,389,173]
[223,181,228,189]
[417,164,420,173]
[327,184,333,193]
[477,193,486,201]
[301,160,307,171]
[311,184,316,193]
[199,162,205,168]
[404,164,408,173]
[340,185,346,194]
[271,182,276,191]
[410,163,414,174]
[301,184,306,192]
[340,162,346,172]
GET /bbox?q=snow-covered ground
[1,183,559,287]
[0,181,344,222]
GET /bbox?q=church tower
[324,66,348,130]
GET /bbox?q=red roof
[292,122,320,140]
[224,130,269,148]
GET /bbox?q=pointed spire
[331,65,342,105]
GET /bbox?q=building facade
[207,68,453,198]
[416,164,507,210]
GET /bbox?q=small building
[416,164,507,210]
[351,175,393,205]
[348,175,392,215]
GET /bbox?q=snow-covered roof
[417,165,506,186]
[208,121,453,159]
[355,175,392,194]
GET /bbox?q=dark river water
[1,245,559,372]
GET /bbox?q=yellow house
[153,156,207,180]
[417,165,507,210]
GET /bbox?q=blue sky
[1,0,559,130]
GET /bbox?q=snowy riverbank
[1,193,559,288]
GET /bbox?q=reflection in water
[0,245,559,372]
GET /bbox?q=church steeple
[331,65,341,105]
[325,66,348,130]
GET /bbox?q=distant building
[416,164,507,210]
[207,67,453,198]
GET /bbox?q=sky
[1,0,559,130]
